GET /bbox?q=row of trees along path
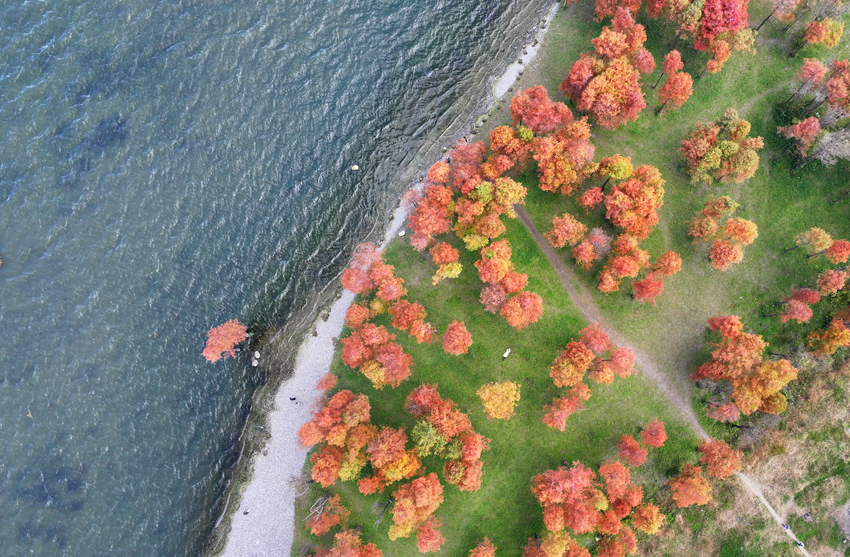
[515,206,811,555]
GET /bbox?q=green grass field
[290,0,850,554]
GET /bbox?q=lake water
[0,0,549,554]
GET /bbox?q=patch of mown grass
[292,217,701,555]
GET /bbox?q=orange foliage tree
[687,196,757,271]
[443,320,473,355]
[310,529,383,557]
[305,494,350,536]
[543,324,636,430]
[668,463,712,508]
[405,384,490,492]
[692,316,799,421]
[387,473,445,545]
[680,109,764,184]
[298,390,376,487]
[808,318,850,356]
[657,50,693,113]
[469,538,497,557]
[511,85,574,135]
[202,319,247,363]
[358,427,422,495]
[698,438,743,478]
[476,381,522,420]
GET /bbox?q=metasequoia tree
[358,426,422,495]
[543,324,636,430]
[406,384,490,492]
[388,473,445,547]
[817,269,849,295]
[657,50,694,112]
[787,227,834,255]
[781,58,828,108]
[692,316,799,419]
[778,116,822,157]
[791,17,845,57]
[298,390,377,487]
[687,196,757,271]
[681,109,764,184]
[202,319,248,363]
[500,290,544,330]
[305,494,350,536]
[618,434,648,467]
[531,118,598,195]
[310,529,383,557]
[477,381,522,420]
[808,318,850,355]
[469,537,497,557]
[527,432,665,555]
[561,8,655,129]
[641,417,668,448]
[429,242,461,285]
[668,463,712,507]
[443,320,473,355]
[416,518,445,553]
[340,324,413,388]
[698,439,743,478]
[776,288,821,324]
[756,0,803,30]
[546,213,588,249]
[511,85,574,135]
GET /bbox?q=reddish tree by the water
[500,291,544,330]
[808,318,850,356]
[489,126,534,167]
[698,439,743,478]
[389,300,427,333]
[306,494,350,536]
[345,303,372,330]
[443,320,473,355]
[617,435,648,467]
[388,473,444,541]
[668,463,712,507]
[594,0,642,20]
[778,117,822,156]
[511,86,574,135]
[547,212,588,248]
[341,243,382,293]
[311,529,383,557]
[468,537,497,557]
[817,269,848,295]
[641,418,667,448]
[316,373,338,392]
[416,518,445,553]
[477,381,521,420]
[202,319,248,363]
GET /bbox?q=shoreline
[218,4,560,555]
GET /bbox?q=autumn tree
[429,242,461,285]
[781,58,829,108]
[641,418,668,448]
[788,227,833,255]
[681,109,764,184]
[416,518,446,553]
[202,319,248,363]
[817,269,848,295]
[443,320,473,355]
[776,288,821,324]
[299,390,377,487]
[808,318,850,355]
[511,85,574,135]
[693,316,799,419]
[469,537,497,557]
[544,324,636,430]
[618,435,648,467]
[306,494,350,536]
[657,50,693,113]
[477,381,521,420]
[311,529,383,557]
[358,426,422,495]
[688,196,757,271]
[668,463,712,507]
[546,212,588,249]
[604,164,666,240]
[531,119,597,195]
[341,324,413,389]
[632,503,665,534]
[388,473,444,543]
[500,291,544,331]
[778,117,822,157]
[698,439,743,478]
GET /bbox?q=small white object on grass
[502,348,511,361]
[351,164,360,171]
[251,359,259,367]
[398,230,405,237]
[254,351,260,359]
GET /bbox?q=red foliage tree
[311,529,383,557]
[443,320,473,355]
[778,117,822,157]
[416,518,446,553]
[658,50,693,113]
[500,291,544,330]
[388,473,444,541]
[698,438,743,478]
[617,435,648,467]
[604,164,665,240]
[653,251,683,276]
[202,319,248,363]
[306,494,350,536]
[633,273,665,304]
[479,284,508,314]
[808,318,850,356]
[826,239,850,264]
[546,212,588,248]
[668,463,712,507]
[641,418,668,448]
[469,537,497,557]
[817,269,848,295]
[681,109,763,184]
[511,85,574,135]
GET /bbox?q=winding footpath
[516,206,811,555]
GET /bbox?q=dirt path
[515,206,811,554]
